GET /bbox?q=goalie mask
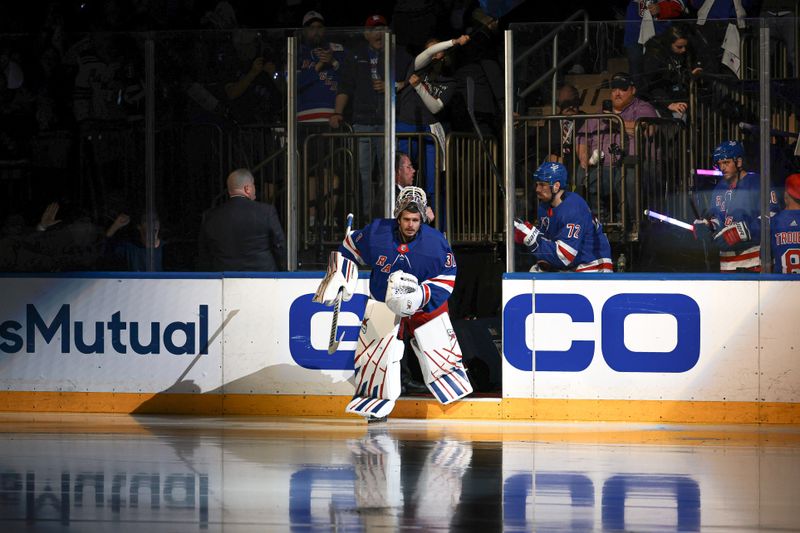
[394,186,428,223]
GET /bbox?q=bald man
[199,169,286,271]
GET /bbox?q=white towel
[721,22,742,78]
[697,0,746,28]
[638,8,656,45]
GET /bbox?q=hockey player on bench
[314,186,473,422]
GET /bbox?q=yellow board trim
[1,392,799,424]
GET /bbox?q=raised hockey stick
[327,213,354,355]
[466,76,506,198]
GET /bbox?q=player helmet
[786,173,800,200]
[394,186,428,223]
[712,140,745,167]
[532,162,568,189]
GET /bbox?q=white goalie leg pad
[346,300,405,419]
[409,312,473,405]
[313,251,359,306]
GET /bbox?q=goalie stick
[327,213,354,355]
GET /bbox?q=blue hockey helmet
[532,162,568,189]
[711,140,745,167]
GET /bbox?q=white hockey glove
[714,221,750,246]
[385,270,423,317]
[513,219,541,249]
[313,251,358,306]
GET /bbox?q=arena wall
[0,273,797,423]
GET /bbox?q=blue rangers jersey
[340,219,456,312]
[533,192,613,272]
[706,172,779,271]
[297,41,345,122]
[770,209,800,273]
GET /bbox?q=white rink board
[501,275,799,402]
[221,277,369,395]
[0,274,798,407]
[758,281,800,403]
[0,277,224,393]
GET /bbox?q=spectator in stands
[577,72,658,222]
[221,29,284,125]
[694,140,779,272]
[104,211,163,271]
[623,0,687,83]
[26,199,105,271]
[688,0,757,77]
[330,14,389,222]
[538,84,586,179]
[297,10,343,124]
[198,168,285,271]
[641,23,702,119]
[772,173,800,273]
[397,33,470,215]
[395,151,435,222]
[450,7,504,138]
[297,10,344,237]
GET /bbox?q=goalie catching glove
[713,221,750,246]
[385,270,423,317]
[513,219,541,249]
[313,251,359,306]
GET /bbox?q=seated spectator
[623,0,687,83]
[104,211,163,271]
[576,72,658,224]
[198,168,285,271]
[641,24,702,119]
[537,84,586,179]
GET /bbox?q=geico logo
[288,293,369,369]
[503,293,701,372]
[503,472,700,531]
[0,304,210,355]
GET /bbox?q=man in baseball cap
[365,14,388,28]
[302,10,324,26]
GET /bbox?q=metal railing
[444,133,503,245]
[634,116,690,228]
[514,10,590,110]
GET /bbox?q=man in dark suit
[199,169,286,271]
